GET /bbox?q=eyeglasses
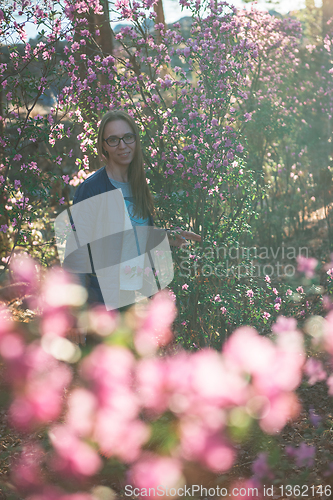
[103,133,136,147]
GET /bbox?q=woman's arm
[167,229,201,247]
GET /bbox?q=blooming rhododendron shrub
[1,0,330,347]
[0,254,332,497]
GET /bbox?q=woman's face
[102,119,136,168]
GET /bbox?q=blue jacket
[70,166,161,308]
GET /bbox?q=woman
[68,109,201,313]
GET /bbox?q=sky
[146,0,321,24]
[18,0,323,42]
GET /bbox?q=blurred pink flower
[128,454,183,498]
[223,327,275,379]
[94,411,149,462]
[322,310,333,355]
[134,291,176,355]
[259,392,300,434]
[87,305,118,337]
[296,255,318,278]
[180,420,235,472]
[0,305,13,337]
[10,253,39,293]
[272,316,297,334]
[191,348,248,407]
[11,443,45,493]
[81,345,136,410]
[304,358,326,385]
[136,357,170,414]
[41,309,74,338]
[49,425,102,478]
[66,388,97,437]
[8,344,72,431]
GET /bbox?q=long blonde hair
[97,109,155,219]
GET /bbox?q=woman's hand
[167,229,201,247]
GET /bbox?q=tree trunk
[323,0,333,37]
[154,0,166,27]
[93,0,114,56]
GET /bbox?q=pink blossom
[265,275,271,283]
[128,454,183,497]
[134,291,176,355]
[87,305,118,337]
[220,306,227,314]
[81,344,135,408]
[10,253,39,294]
[136,357,170,414]
[9,346,72,431]
[322,311,333,355]
[59,197,65,205]
[259,392,300,433]
[304,358,326,385]
[66,388,97,437]
[182,283,189,290]
[272,316,297,334]
[296,255,318,278]
[0,224,8,233]
[262,312,270,320]
[62,175,70,184]
[246,289,254,298]
[124,265,132,274]
[181,420,235,472]
[94,410,149,462]
[183,47,191,57]
[296,286,304,293]
[286,289,293,296]
[11,443,44,493]
[41,308,73,337]
[191,348,247,407]
[49,425,102,478]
